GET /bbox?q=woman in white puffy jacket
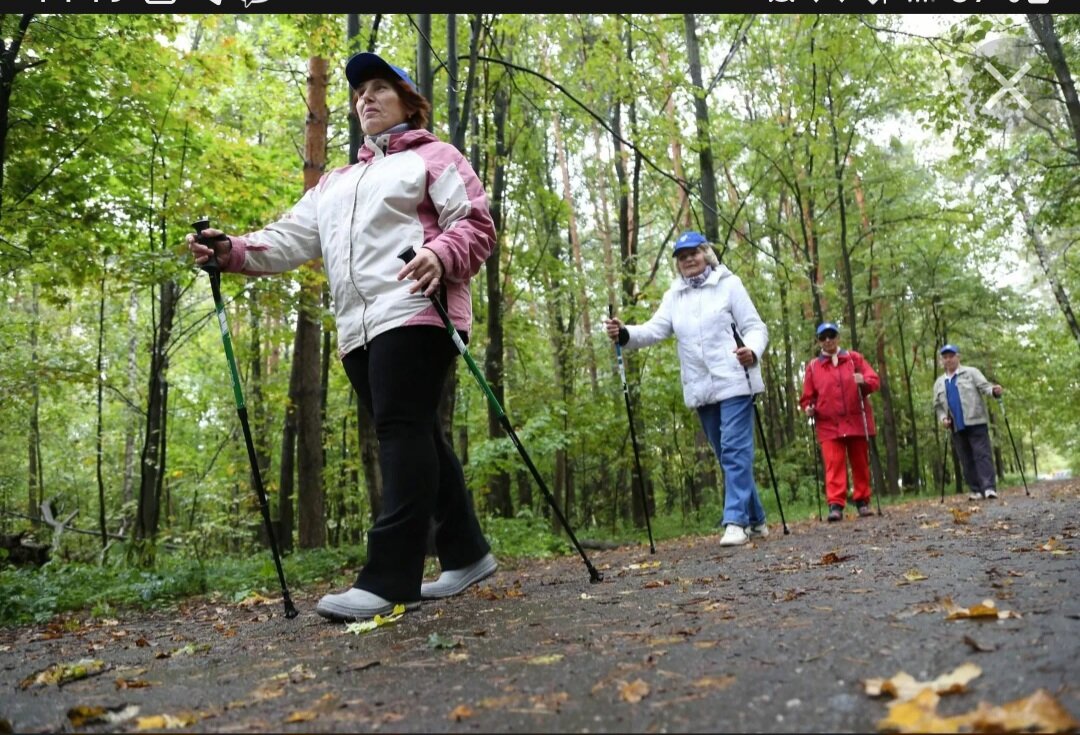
[604,231,770,547]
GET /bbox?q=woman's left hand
[397,247,445,297]
[734,346,755,367]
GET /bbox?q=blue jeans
[697,395,766,528]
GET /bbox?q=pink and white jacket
[223,128,496,357]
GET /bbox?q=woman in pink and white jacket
[188,52,498,622]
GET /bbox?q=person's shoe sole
[315,598,420,623]
[420,554,498,600]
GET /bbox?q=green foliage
[0,545,357,627]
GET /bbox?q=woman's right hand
[603,317,623,342]
[185,228,231,269]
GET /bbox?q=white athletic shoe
[983,489,999,499]
[719,524,749,547]
[749,523,769,539]
[315,588,419,622]
[420,553,498,600]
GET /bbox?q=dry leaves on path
[942,597,1021,620]
[864,662,982,701]
[19,658,108,689]
[877,687,1079,733]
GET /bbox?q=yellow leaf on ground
[619,678,650,703]
[134,712,198,730]
[942,597,1020,620]
[693,675,736,690]
[19,658,107,689]
[527,654,564,665]
[284,710,317,723]
[864,663,981,701]
[448,704,474,721]
[877,687,1079,733]
[902,569,928,582]
[344,604,407,635]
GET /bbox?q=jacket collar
[671,263,730,292]
[358,127,437,163]
[817,348,850,364]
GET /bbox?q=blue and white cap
[940,344,959,355]
[345,52,418,92]
[816,322,840,337]
[673,230,708,255]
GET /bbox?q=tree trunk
[294,55,328,549]
[96,275,108,549]
[484,86,513,518]
[1027,14,1080,163]
[27,283,42,520]
[136,277,177,542]
[122,289,139,510]
[682,13,720,243]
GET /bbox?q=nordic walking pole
[730,324,789,534]
[809,416,823,521]
[192,218,299,620]
[995,395,1030,497]
[398,247,602,583]
[854,379,884,516]
[609,305,655,554]
[940,412,953,504]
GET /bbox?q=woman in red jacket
[799,322,880,521]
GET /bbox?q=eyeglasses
[817,333,838,341]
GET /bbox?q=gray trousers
[953,423,996,493]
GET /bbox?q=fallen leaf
[427,633,462,650]
[692,675,736,690]
[284,710,317,723]
[864,662,981,701]
[115,678,154,689]
[619,678,650,703]
[134,712,199,730]
[527,654,564,665]
[448,704,474,721]
[344,604,407,635]
[951,508,971,524]
[19,659,108,689]
[819,551,851,565]
[902,569,928,583]
[67,704,139,728]
[877,687,1079,733]
[942,597,1020,620]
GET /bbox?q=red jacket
[799,349,879,441]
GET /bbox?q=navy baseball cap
[345,52,418,92]
[673,230,708,255]
[816,322,840,337]
[939,344,959,355]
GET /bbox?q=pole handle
[192,216,229,276]
[731,322,745,348]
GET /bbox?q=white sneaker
[749,523,769,539]
[719,524,749,547]
[983,489,999,499]
[968,491,983,500]
[420,552,498,600]
[315,588,419,622]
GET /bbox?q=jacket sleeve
[729,275,768,360]
[420,143,496,283]
[969,367,994,396]
[854,352,881,394]
[625,290,674,350]
[225,182,324,276]
[932,378,947,422]
[799,362,817,411]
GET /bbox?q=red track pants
[820,436,871,508]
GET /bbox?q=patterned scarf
[683,265,713,289]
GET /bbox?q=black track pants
[341,326,491,602]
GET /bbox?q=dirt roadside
[2,480,1077,734]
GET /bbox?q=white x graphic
[982,60,1032,113]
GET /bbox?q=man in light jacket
[933,345,1004,500]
